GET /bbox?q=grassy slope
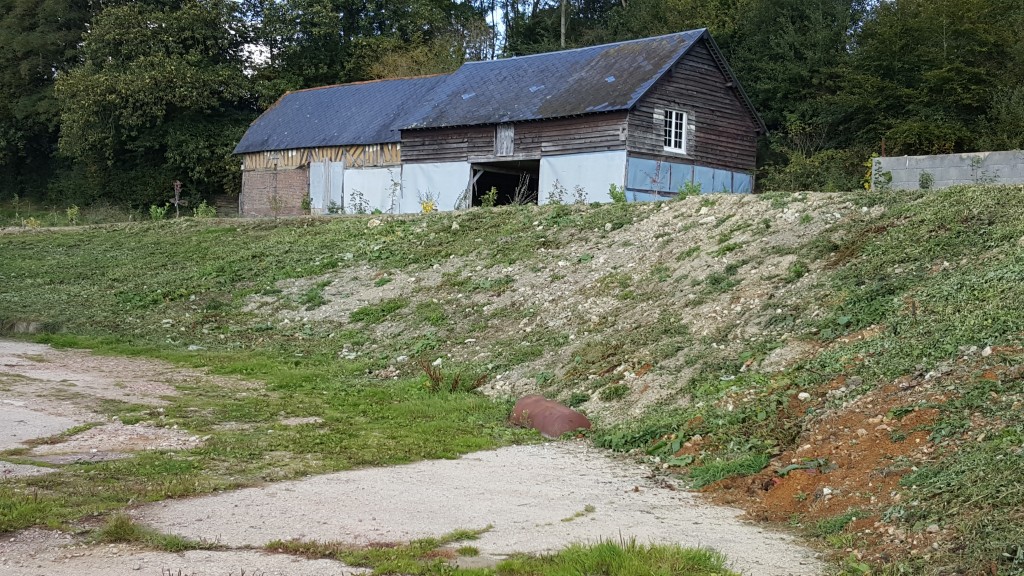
[1,186,1023,574]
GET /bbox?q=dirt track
[0,340,824,575]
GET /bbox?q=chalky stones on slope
[510,395,591,439]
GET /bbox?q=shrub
[149,204,168,221]
[677,181,702,199]
[192,200,217,218]
[919,171,935,190]
[481,186,498,208]
[761,148,863,192]
[608,184,627,204]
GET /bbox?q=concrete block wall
[239,167,310,217]
[874,150,1024,190]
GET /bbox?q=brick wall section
[239,167,309,217]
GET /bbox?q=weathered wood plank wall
[401,112,628,163]
[627,39,758,173]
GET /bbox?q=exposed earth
[0,339,824,575]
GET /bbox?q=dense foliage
[1,0,1023,204]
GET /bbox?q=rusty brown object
[510,395,591,439]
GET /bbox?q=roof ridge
[463,29,706,64]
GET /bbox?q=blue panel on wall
[669,163,693,191]
[733,173,753,193]
[627,157,674,193]
[712,169,733,193]
[628,190,668,203]
[627,157,753,197]
[694,166,715,193]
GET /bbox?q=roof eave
[400,108,629,133]
[624,29,766,135]
[701,31,767,134]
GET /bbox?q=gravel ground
[137,442,823,576]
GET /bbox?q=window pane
[663,110,688,151]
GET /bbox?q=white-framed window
[663,109,688,154]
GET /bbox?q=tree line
[2,0,1023,206]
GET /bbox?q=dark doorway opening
[470,160,540,206]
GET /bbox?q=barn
[233,75,446,216]
[234,29,764,216]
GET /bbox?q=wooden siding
[401,112,628,163]
[627,39,758,173]
[400,125,494,163]
[241,143,401,171]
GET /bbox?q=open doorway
[470,160,540,206]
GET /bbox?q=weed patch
[690,453,770,489]
[269,527,488,574]
[95,514,219,552]
[497,539,738,576]
[351,298,408,324]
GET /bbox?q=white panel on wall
[309,161,345,214]
[308,161,328,214]
[400,162,471,213]
[328,162,344,211]
[538,150,627,205]
[345,167,401,213]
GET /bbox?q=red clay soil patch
[703,348,1024,567]
[707,382,937,523]
[703,380,944,562]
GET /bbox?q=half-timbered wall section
[240,144,401,171]
[627,39,758,172]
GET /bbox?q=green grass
[497,539,739,576]
[598,383,629,401]
[560,504,596,522]
[0,204,656,533]
[271,535,737,576]
[0,197,144,227]
[688,453,771,489]
[268,527,490,575]
[810,510,866,537]
[5,187,1024,575]
[299,280,330,310]
[94,514,219,552]
[351,297,408,323]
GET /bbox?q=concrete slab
[0,460,57,478]
[0,404,81,450]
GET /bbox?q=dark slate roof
[402,29,706,129]
[234,29,764,153]
[233,75,447,154]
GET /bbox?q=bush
[919,171,935,190]
[608,184,627,204]
[149,204,168,221]
[481,186,498,208]
[192,200,217,218]
[761,148,864,192]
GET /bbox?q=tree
[55,0,254,205]
[243,0,492,93]
[0,0,92,199]
[841,0,1024,155]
